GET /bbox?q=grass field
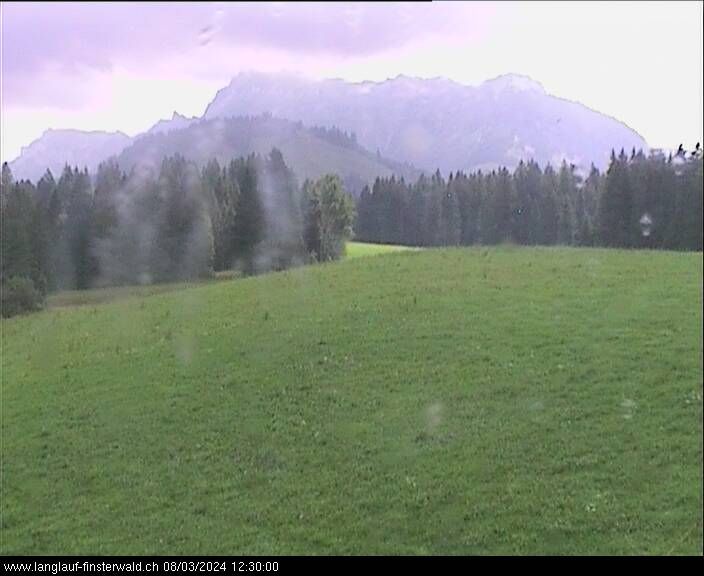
[46,271,241,310]
[45,244,397,309]
[345,241,416,259]
[1,246,702,554]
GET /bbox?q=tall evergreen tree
[232,155,265,273]
[556,161,577,245]
[152,155,213,281]
[261,148,306,268]
[1,179,37,283]
[440,172,461,246]
[599,149,636,247]
[481,168,514,244]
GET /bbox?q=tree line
[2,145,701,318]
[356,149,702,251]
[0,149,355,317]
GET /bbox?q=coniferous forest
[356,149,702,252]
[1,146,702,317]
[0,149,355,316]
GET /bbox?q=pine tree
[301,179,321,260]
[52,165,96,289]
[481,168,514,244]
[1,179,36,283]
[512,161,542,245]
[405,180,426,246]
[440,173,461,245]
[203,159,237,271]
[599,150,636,247]
[556,161,577,245]
[0,162,13,210]
[355,185,374,242]
[673,156,703,250]
[422,171,444,246]
[233,155,265,273]
[261,148,305,269]
[574,165,601,246]
[536,165,558,245]
[152,155,213,281]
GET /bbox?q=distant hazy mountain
[142,112,199,137]
[8,112,414,191]
[8,129,132,182]
[204,72,648,173]
[115,115,415,192]
[8,112,199,182]
[8,71,648,185]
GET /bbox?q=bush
[1,276,45,318]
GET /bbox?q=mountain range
[8,72,648,185]
[204,72,647,174]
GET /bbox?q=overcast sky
[2,1,702,162]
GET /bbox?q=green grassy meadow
[345,241,416,259]
[45,243,396,309]
[1,246,702,554]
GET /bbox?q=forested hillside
[356,150,703,251]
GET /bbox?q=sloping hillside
[115,115,417,191]
[2,247,701,554]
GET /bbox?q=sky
[1,1,702,162]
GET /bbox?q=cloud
[1,1,700,158]
[1,2,492,107]
[213,3,489,56]
[2,2,199,106]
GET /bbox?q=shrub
[1,276,45,318]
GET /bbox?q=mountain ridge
[113,114,417,193]
[204,72,648,173]
[8,72,648,183]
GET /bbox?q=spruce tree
[233,155,265,273]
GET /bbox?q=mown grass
[1,246,702,554]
